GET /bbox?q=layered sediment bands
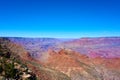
[0,37,120,80]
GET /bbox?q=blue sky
[0,0,120,38]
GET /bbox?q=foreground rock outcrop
[0,38,37,80]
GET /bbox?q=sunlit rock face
[0,37,120,80]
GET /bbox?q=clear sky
[0,0,120,38]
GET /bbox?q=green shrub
[4,61,16,78]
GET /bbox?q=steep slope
[0,38,71,80]
[46,49,120,80]
[0,38,37,80]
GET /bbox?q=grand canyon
[0,37,120,80]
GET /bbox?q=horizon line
[0,36,120,39]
